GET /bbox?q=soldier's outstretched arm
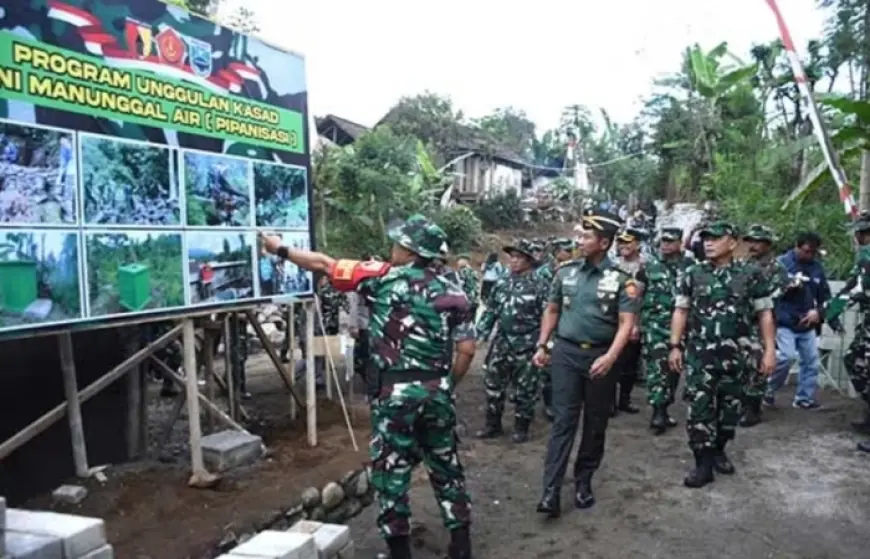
[260,232,335,274]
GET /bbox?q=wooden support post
[224,316,237,422]
[58,332,89,477]
[306,300,317,446]
[0,324,181,463]
[288,304,297,420]
[183,319,216,488]
[125,334,143,460]
[315,295,333,401]
[203,329,216,433]
[244,309,305,410]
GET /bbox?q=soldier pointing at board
[260,215,476,559]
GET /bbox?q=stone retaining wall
[215,467,374,555]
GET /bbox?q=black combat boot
[574,470,596,509]
[739,399,762,428]
[475,414,503,439]
[650,405,668,435]
[851,407,870,434]
[386,535,412,559]
[663,405,678,428]
[713,439,735,475]
[683,449,715,488]
[512,418,531,444]
[858,440,870,453]
[447,526,472,559]
[536,486,561,518]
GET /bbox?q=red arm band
[328,259,391,292]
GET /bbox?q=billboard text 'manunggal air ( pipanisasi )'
[0,32,305,154]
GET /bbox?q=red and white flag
[764,0,859,218]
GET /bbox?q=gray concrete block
[201,430,263,472]
[4,531,62,559]
[286,522,350,559]
[229,530,316,559]
[5,509,105,558]
[1,495,6,556]
[51,486,87,506]
[77,544,113,559]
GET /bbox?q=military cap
[529,240,545,254]
[851,211,870,233]
[551,237,576,251]
[503,239,537,261]
[580,210,623,236]
[659,227,683,242]
[388,214,448,259]
[617,227,648,243]
[699,220,738,238]
[743,224,774,243]
[457,252,471,260]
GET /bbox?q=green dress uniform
[539,211,640,515]
[613,226,648,416]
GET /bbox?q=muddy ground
[24,347,870,559]
[348,368,870,559]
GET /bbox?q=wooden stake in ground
[183,318,218,488]
[314,295,358,452]
[58,331,89,478]
[306,300,317,446]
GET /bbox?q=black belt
[380,369,449,384]
[556,336,609,350]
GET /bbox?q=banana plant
[687,42,759,102]
[781,94,870,209]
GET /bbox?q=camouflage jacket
[359,262,475,382]
[843,245,870,327]
[457,266,480,303]
[747,253,790,302]
[676,259,773,345]
[477,269,547,352]
[296,282,349,336]
[637,253,694,332]
[535,260,557,299]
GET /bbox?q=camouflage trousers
[643,330,678,407]
[683,347,745,451]
[844,325,870,406]
[739,335,765,402]
[483,344,539,422]
[369,384,471,539]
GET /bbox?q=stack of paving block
[1,501,113,559]
[216,520,353,559]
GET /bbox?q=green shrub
[434,205,483,253]
[474,190,524,230]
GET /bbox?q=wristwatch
[668,342,681,350]
[537,340,554,353]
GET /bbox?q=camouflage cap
[388,214,448,259]
[743,224,774,243]
[700,220,737,239]
[660,227,683,242]
[852,211,870,233]
[457,252,471,260]
[529,240,545,254]
[551,237,576,251]
[503,239,538,261]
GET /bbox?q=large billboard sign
[0,0,314,337]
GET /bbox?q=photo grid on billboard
[1,125,315,333]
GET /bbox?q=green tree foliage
[474,107,536,159]
[434,206,483,253]
[474,190,524,231]
[380,92,465,163]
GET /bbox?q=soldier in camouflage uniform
[828,213,870,450]
[476,239,547,443]
[739,224,789,427]
[635,227,694,434]
[539,238,577,422]
[456,253,480,318]
[668,221,776,488]
[613,227,648,416]
[260,215,476,559]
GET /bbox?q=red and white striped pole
[764,0,859,218]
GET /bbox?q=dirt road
[349,369,870,559]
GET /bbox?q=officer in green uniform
[533,210,640,517]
